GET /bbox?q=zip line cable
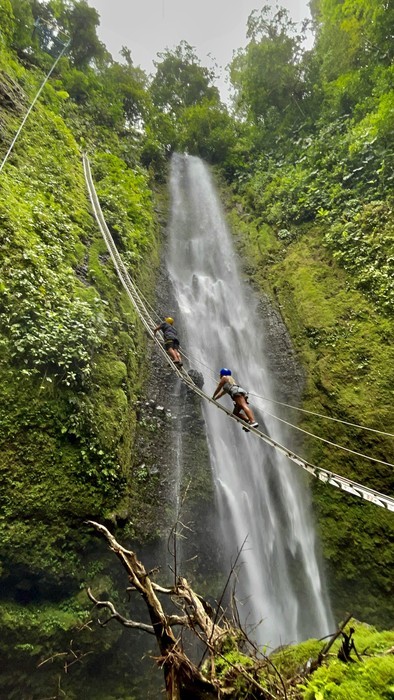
[249,403,394,468]
[107,281,393,460]
[248,392,394,439]
[124,275,394,441]
[82,154,394,513]
[0,36,70,176]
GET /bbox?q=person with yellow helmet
[153,317,183,366]
[212,368,258,432]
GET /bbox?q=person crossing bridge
[153,317,183,367]
[212,368,258,432]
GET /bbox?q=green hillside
[0,0,392,697]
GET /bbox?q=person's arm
[212,378,225,400]
[153,324,163,335]
[213,390,225,400]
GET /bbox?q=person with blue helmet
[153,317,183,366]
[212,368,258,431]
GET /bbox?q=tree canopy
[150,40,220,116]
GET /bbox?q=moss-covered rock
[223,192,394,629]
[0,43,162,696]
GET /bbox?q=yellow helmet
[165,317,174,325]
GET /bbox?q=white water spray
[166,154,332,647]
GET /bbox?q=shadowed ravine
[165,153,333,648]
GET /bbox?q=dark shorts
[229,386,248,400]
[165,338,179,350]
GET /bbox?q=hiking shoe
[250,422,259,429]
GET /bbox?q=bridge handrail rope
[82,154,394,514]
[117,272,394,459]
[245,406,394,468]
[112,267,394,442]
[129,334,393,465]
[248,393,394,439]
[177,348,394,439]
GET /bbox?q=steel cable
[83,154,394,513]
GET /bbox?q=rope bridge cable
[248,392,394,439]
[127,314,394,468]
[139,304,394,440]
[119,281,394,452]
[246,403,394,468]
[121,265,394,441]
[82,154,394,514]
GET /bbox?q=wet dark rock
[187,368,204,388]
[75,254,89,285]
[0,71,25,113]
[257,293,305,401]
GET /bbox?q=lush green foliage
[213,624,394,699]
[297,624,394,700]
[0,4,162,695]
[178,98,238,164]
[0,0,14,46]
[147,41,239,167]
[230,6,306,127]
[150,40,219,116]
[217,0,394,632]
[1,0,394,695]
[0,91,154,575]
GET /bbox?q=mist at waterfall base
[165,153,333,648]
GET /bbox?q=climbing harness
[82,154,394,513]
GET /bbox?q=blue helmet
[220,368,232,376]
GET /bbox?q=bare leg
[233,405,249,422]
[235,397,255,424]
[168,347,182,364]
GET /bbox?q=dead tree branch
[86,520,296,699]
[87,588,156,633]
[87,520,223,699]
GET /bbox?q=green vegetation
[299,624,394,700]
[0,1,161,695]
[0,0,393,696]
[213,1,394,630]
[210,623,394,699]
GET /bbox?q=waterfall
[165,153,333,648]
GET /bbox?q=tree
[150,41,220,117]
[66,0,107,68]
[178,99,237,164]
[87,522,384,700]
[230,6,306,128]
[87,520,291,700]
[0,0,14,47]
[104,61,149,126]
[8,0,38,57]
[312,0,394,82]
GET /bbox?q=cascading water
[166,153,333,648]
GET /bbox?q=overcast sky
[88,0,312,101]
